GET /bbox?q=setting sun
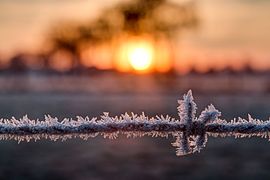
[128,45,153,71]
[114,35,156,73]
[114,35,173,73]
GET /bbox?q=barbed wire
[0,90,269,156]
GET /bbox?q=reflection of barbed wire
[0,91,269,156]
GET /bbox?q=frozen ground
[0,91,269,179]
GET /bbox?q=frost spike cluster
[173,90,221,155]
[0,91,269,156]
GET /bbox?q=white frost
[0,90,269,156]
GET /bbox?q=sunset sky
[0,0,270,72]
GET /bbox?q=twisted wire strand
[0,90,269,156]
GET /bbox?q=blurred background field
[0,0,269,179]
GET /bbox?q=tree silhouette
[46,0,199,72]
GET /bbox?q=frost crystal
[0,90,269,156]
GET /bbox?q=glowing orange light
[114,34,173,73]
[127,43,153,71]
[114,35,155,73]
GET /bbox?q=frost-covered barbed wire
[0,90,269,156]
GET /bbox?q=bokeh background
[0,0,269,179]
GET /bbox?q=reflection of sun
[128,45,153,71]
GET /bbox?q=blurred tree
[46,0,199,72]
[9,54,28,73]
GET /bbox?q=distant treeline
[0,52,268,76]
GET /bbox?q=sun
[114,35,156,73]
[127,42,154,71]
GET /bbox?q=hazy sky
[178,0,270,70]
[0,0,270,69]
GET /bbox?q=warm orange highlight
[154,39,173,73]
[48,50,73,72]
[114,35,172,73]
[81,44,112,69]
[127,42,153,71]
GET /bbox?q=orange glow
[114,35,154,73]
[81,44,113,69]
[114,35,172,73]
[127,42,153,71]
[48,50,73,72]
[154,39,173,73]
[114,40,132,72]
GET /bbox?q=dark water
[0,93,269,179]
